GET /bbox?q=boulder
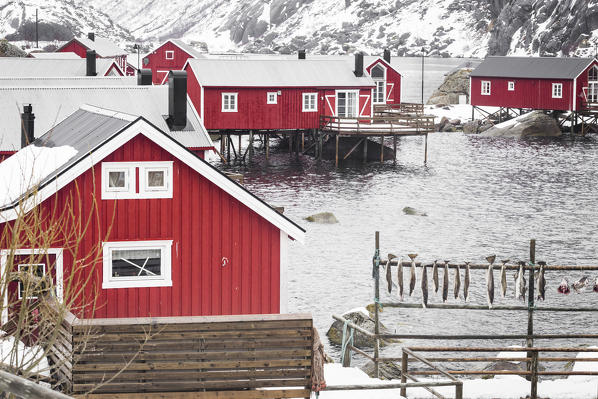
[361,360,402,380]
[480,111,562,138]
[326,308,396,349]
[463,120,482,134]
[403,207,427,216]
[427,68,472,105]
[483,361,526,372]
[304,212,338,224]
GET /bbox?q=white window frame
[508,81,515,91]
[267,92,278,104]
[102,240,173,289]
[17,263,46,300]
[222,93,238,112]
[165,50,174,60]
[552,83,563,99]
[101,161,173,200]
[373,80,386,104]
[302,93,318,112]
[481,81,491,96]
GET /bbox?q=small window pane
[147,171,165,187]
[112,249,161,277]
[18,264,46,299]
[109,171,126,188]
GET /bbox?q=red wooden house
[470,56,598,112]
[56,33,129,74]
[143,39,206,84]
[0,100,304,321]
[184,55,376,131]
[365,53,402,106]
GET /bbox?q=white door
[337,91,358,117]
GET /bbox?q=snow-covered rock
[480,111,562,138]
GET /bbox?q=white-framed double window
[17,263,46,299]
[481,81,491,96]
[552,83,563,98]
[101,162,173,199]
[165,50,174,60]
[302,93,317,112]
[102,240,173,289]
[508,81,515,91]
[222,93,238,112]
[267,92,278,104]
[371,64,386,104]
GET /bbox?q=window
[267,92,277,104]
[373,80,386,103]
[481,81,491,95]
[165,50,174,60]
[102,162,173,199]
[552,83,562,98]
[102,240,172,289]
[370,65,385,79]
[222,93,238,112]
[508,81,515,91]
[302,93,317,112]
[589,66,598,82]
[17,264,46,299]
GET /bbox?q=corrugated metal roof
[0,58,120,77]
[170,39,206,59]
[470,56,594,79]
[186,59,375,87]
[72,36,126,57]
[0,76,136,87]
[29,52,81,59]
[0,86,212,151]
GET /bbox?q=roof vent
[298,49,306,60]
[21,104,35,148]
[354,52,364,77]
[383,49,391,63]
[167,70,187,130]
[86,50,96,76]
[88,32,95,41]
[137,69,152,85]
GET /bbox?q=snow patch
[0,335,49,376]
[342,307,370,318]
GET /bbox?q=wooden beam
[78,389,312,399]
[0,370,73,399]
[335,135,339,167]
[342,138,365,161]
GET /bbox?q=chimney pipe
[354,52,364,77]
[21,104,35,148]
[88,32,95,41]
[298,49,306,60]
[137,69,152,85]
[167,70,187,130]
[86,50,96,76]
[383,49,391,63]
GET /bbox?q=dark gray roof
[470,56,594,79]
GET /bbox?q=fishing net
[310,327,326,392]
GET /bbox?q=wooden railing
[319,114,435,136]
[374,103,424,114]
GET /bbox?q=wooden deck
[374,102,425,115]
[320,114,435,136]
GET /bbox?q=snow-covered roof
[0,86,213,151]
[28,52,81,59]
[0,76,136,87]
[0,106,305,242]
[170,39,207,59]
[470,56,596,79]
[0,58,121,77]
[185,59,375,87]
[61,36,126,57]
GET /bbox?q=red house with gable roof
[56,33,130,75]
[142,39,206,84]
[365,55,402,107]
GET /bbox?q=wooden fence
[39,309,314,398]
[374,103,425,115]
[319,114,435,136]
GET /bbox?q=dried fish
[515,261,526,301]
[573,276,589,293]
[500,259,509,298]
[537,261,546,301]
[408,254,417,296]
[386,254,396,294]
[421,263,428,308]
[432,260,439,293]
[442,260,449,303]
[486,255,495,307]
[463,262,470,302]
[593,277,598,293]
[453,263,461,300]
[557,278,570,295]
[397,257,404,300]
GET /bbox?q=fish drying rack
[330,231,598,399]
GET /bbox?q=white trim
[481,80,491,96]
[101,161,173,199]
[1,248,64,324]
[365,57,402,79]
[372,79,386,104]
[335,90,359,117]
[267,92,278,104]
[552,83,563,99]
[139,162,173,196]
[302,92,317,112]
[0,120,305,242]
[102,240,173,289]
[279,230,289,313]
[200,85,205,121]
[101,163,136,198]
[157,70,170,85]
[359,94,370,117]
[573,77,577,111]
[145,39,201,62]
[325,94,335,116]
[165,50,174,60]
[572,58,598,81]
[508,81,515,91]
[386,82,394,102]
[221,92,238,112]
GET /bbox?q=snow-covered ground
[424,104,500,124]
[319,347,598,399]
[0,335,49,376]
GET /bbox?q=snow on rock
[0,145,78,208]
[0,335,49,376]
[495,345,526,363]
[342,307,370,319]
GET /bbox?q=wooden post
[393,135,397,165]
[238,134,242,162]
[226,134,231,163]
[335,135,339,167]
[527,239,536,389]
[0,369,73,399]
[265,133,270,161]
[295,133,299,157]
[424,133,428,164]
[455,382,463,399]
[249,130,254,159]
[374,231,381,379]
[301,132,305,152]
[342,332,352,367]
[400,351,408,397]
[318,131,323,161]
[220,134,225,157]
[288,132,293,154]
[531,351,539,399]
[363,137,368,163]
[380,136,384,162]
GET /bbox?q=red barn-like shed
[0,105,304,321]
[57,33,129,74]
[184,56,376,131]
[470,56,598,112]
[143,39,206,84]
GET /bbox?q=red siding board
[145,41,197,84]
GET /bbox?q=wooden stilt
[335,135,339,167]
[301,132,305,152]
[226,134,231,163]
[220,134,225,156]
[249,130,254,159]
[318,131,323,161]
[424,133,428,164]
[363,137,368,163]
[288,132,293,154]
[265,133,270,161]
[295,133,299,157]
[343,138,365,161]
[380,136,384,162]
[393,135,397,165]
[238,133,242,162]
[471,106,474,121]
